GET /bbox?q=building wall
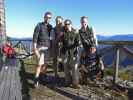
[0,0,6,44]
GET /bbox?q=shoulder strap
[47,24,53,37]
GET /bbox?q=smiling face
[56,17,63,26]
[81,17,88,29]
[44,13,52,24]
[64,20,72,31]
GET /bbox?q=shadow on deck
[20,60,130,100]
[20,60,88,100]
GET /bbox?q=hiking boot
[64,83,71,87]
[34,77,39,88]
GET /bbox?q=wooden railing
[98,40,133,83]
[98,41,133,46]
[9,39,133,84]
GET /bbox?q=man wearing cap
[61,19,80,88]
[52,16,64,77]
[33,12,53,87]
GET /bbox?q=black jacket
[61,28,79,57]
[33,22,53,46]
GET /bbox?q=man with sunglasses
[61,19,80,88]
[33,12,53,87]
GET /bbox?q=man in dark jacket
[33,12,53,87]
[61,19,80,88]
[52,16,64,77]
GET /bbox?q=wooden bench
[0,58,22,100]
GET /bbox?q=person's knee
[36,64,42,69]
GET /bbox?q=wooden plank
[9,67,16,100]
[14,66,22,100]
[0,66,6,84]
[0,67,9,100]
[16,70,22,100]
[0,67,8,99]
[2,67,12,100]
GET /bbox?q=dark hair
[81,16,88,21]
[44,11,52,17]
[64,19,72,25]
[56,16,63,21]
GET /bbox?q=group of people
[33,11,104,88]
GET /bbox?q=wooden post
[30,41,32,53]
[18,41,22,54]
[113,47,120,84]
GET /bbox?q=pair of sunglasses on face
[45,15,52,19]
[45,17,51,19]
[65,24,71,25]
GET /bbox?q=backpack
[2,44,15,58]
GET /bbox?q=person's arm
[33,23,40,49]
[33,23,40,57]
[91,27,98,46]
[90,27,97,53]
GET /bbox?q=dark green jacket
[62,28,79,58]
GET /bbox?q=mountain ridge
[8,34,133,41]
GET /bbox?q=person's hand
[33,48,40,58]
[90,47,96,54]
[33,48,36,53]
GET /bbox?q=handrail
[98,40,133,46]
[7,39,133,84]
[9,39,133,45]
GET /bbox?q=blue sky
[5,0,133,38]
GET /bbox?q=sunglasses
[45,16,52,19]
[46,17,51,19]
[65,24,70,25]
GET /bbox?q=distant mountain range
[8,34,133,41]
[8,37,32,41]
[97,34,133,41]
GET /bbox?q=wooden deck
[0,58,22,100]
[0,57,129,100]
